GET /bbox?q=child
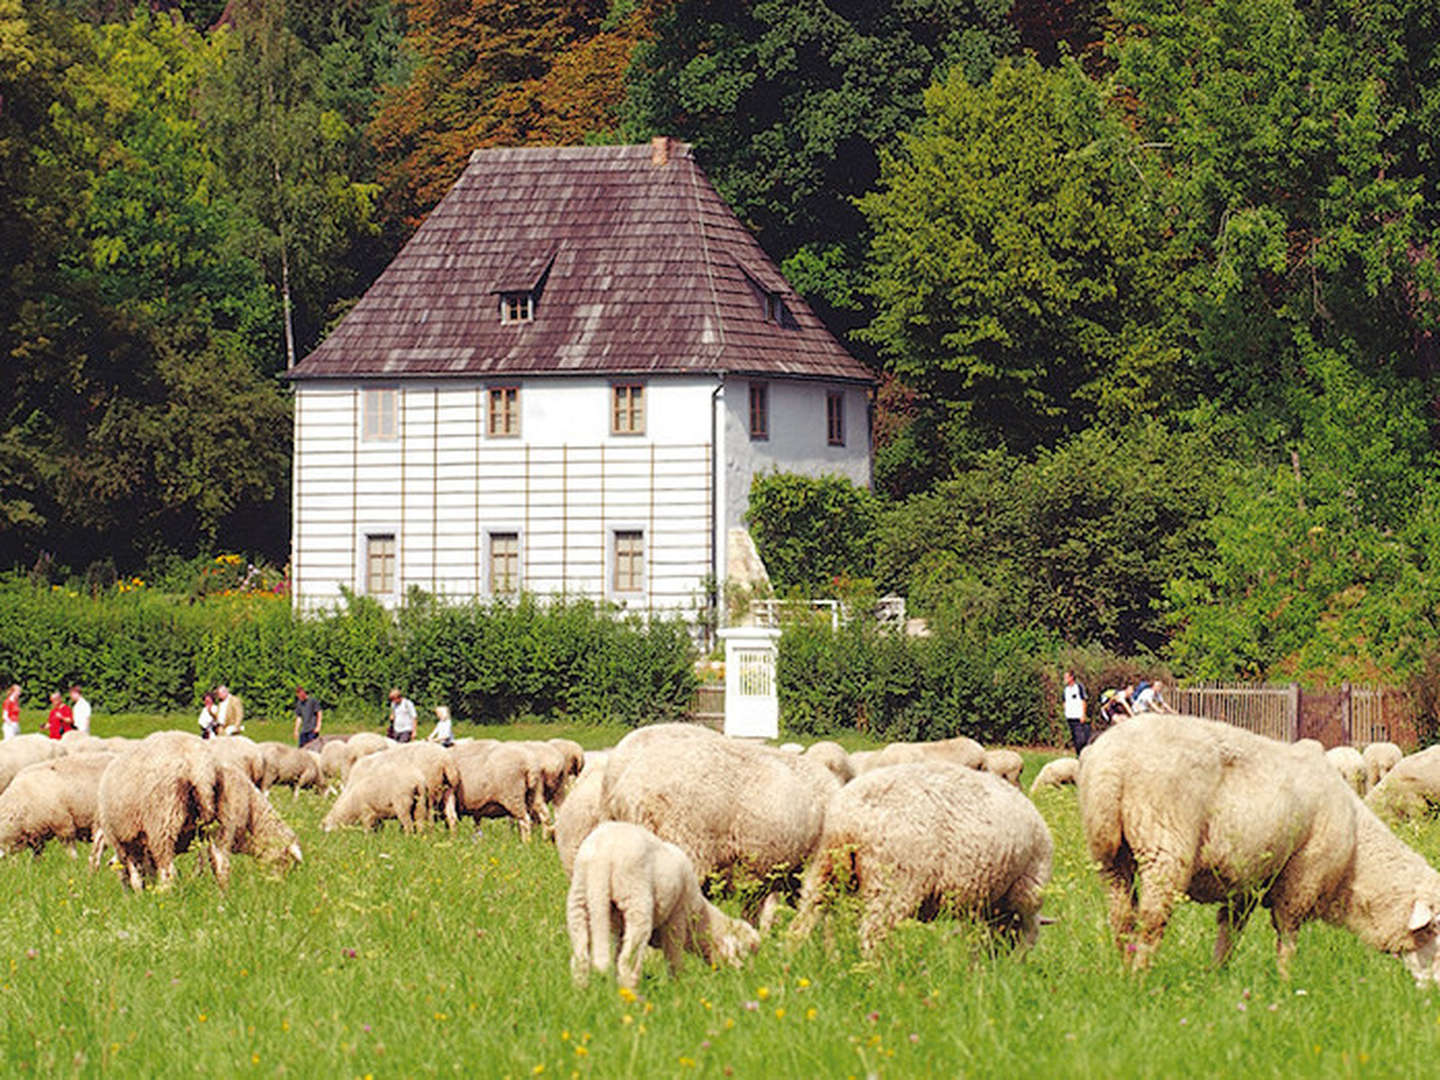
[428,705,455,748]
[3,684,20,740]
[197,693,219,739]
[46,691,74,740]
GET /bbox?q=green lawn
[1,719,1436,1077]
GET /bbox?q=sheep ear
[1409,899,1435,932]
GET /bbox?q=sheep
[447,742,545,841]
[1296,737,1324,754]
[257,742,325,793]
[321,761,430,834]
[319,732,393,788]
[801,740,854,784]
[791,763,1053,952]
[982,748,1025,788]
[92,731,294,890]
[863,736,987,774]
[206,763,303,887]
[848,749,879,775]
[600,732,839,899]
[1029,756,1079,794]
[349,743,460,830]
[567,821,760,989]
[208,735,266,787]
[1366,745,1440,822]
[1327,745,1368,795]
[1365,741,1404,792]
[516,740,582,829]
[1079,713,1440,983]
[555,756,608,877]
[778,742,803,754]
[0,752,115,856]
[0,737,64,795]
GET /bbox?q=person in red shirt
[3,683,20,740]
[46,691,74,740]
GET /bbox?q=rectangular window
[488,386,519,437]
[826,391,845,446]
[365,534,395,595]
[613,530,644,593]
[748,383,768,440]
[489,532,519,594]
[764,292,782,324]
[612,384,644,435]
[362,388,397,441]
[500,292,533,324]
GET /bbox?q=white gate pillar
[719,626,781,738]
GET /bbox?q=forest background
[5,0,1440,691]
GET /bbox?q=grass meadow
[4,715,1440,1077]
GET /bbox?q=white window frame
[499,292,533,324]
[487,529,522,597]
[362,387,398,441]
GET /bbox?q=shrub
[746,472,879,591]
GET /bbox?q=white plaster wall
[723,379,871,534]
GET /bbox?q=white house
[287,138,875,621]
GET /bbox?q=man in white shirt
[68,684,92,735]
[1063,669,1090,752]
[1133,679,1177,715]
[388,688,417,743]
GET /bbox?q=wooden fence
[689,685,725,731]
[1171,681,1417,748]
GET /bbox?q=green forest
[4,0,1440,686]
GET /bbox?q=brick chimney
[651,136,673,167]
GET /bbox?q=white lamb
[567,821,759,989]
[982,748,1024,788]
[1364,742,1404,792]
[1327,745,1368,795]
[1080,714,1440,983]
[790,763,1052,952]
[1029,756,1079,794]
[1366,745,1440,822]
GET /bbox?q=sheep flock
[1,716,1438,997]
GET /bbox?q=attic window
[763,292,783,324]
[500,292,533,324]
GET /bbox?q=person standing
[46,691,74,740]
[292,687,323,748]
[68,684,92,735]
[197,693,219,739]
[387,688,416,744]
[215,685,243,735]
[1063,669,1090,753]
[3,684,20,740]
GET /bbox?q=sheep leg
[567,867,593,987]
[87,830,107,874]
[616,903,653,990]
[527,784,553,840]
[1213,897,1255,967]
[208,842,231,889]
[1269,906,1301,978]
[444,789,459,833]
[789,852,836,945]
[858,869,923,954]
[1131,851,1191,970]
[1100,849,1139,959]
[659,917,687,978]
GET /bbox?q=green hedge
[0,582,697,724]
[778,618,1064,745]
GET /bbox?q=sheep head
[1402,898,1440,987]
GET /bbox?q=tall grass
[2,727,1438,1077]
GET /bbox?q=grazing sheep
[864,736,987,774]
[1029,756,1079,794]
[547,738,586,791]
[0,737,65,795]
[350,743,460,829]
[1327,745,1368,795]
[208,736,266,787]
[555,756,609,877]
[778,742,803,754]
[1080,714,1440,982]
[600,733,839,895]
[567,821,759,989]
[791,763,1053,952]
[1296,737,1324,754]
[447,743,545,841]
[0,752,115,856]
[518,740,582,826]
[982,748,1025,788]
[848,749,879,775]
[91,732,260,890]
[321,762,430,834]
[1365,742,1404,792]
[207,763,303,887]
[801,741,854,784]
[258,742,325,792]
[1366,746,1440,822]
[319,732,393,788]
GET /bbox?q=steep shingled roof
[290,141,875,384]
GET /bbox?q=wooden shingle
[290,142,875,385]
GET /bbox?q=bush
[778,617,1064,745]
[0,578,697,725]
[746,472,879,591]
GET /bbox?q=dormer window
[763,292,783,324]
[500,292,533,324]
